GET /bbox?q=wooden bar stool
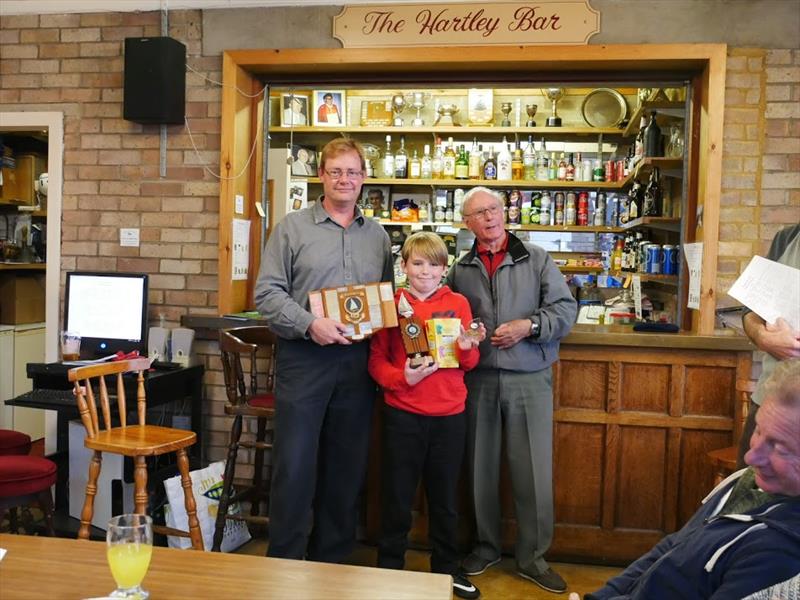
[68,358,203,550]
[212,326,277,552]
[707,378,757,485]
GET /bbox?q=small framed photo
[361,185,390,213]
[290,144,318,177]
[280,93,310,127]
[287,180,308,214]
[313,90,346,126]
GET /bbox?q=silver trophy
[500,102,513,127]
[543,88,565,127]
[525,104,538,127]
[408,91,431,127]
[391,93,407,127]
[434,103,460,126]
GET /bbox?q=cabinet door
[0,166,19,204]
[12,325,46,440]
[14,154,36,205]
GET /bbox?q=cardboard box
[0,272,45,324]
[425,318,461,368]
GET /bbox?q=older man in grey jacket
[446,187,577,593]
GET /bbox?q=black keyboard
[15,388,76,408]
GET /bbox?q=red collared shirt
[477,234,508,278]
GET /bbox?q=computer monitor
[64,272,149,359]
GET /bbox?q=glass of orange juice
[106,514,153,599]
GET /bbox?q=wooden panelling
[677,429,732,524]
[619,363,671,414]
[683,365,735,417]
[557,361,608,410]
[615,426,667,530]
[554,423,604,525]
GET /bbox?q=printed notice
[728,255,800,331]
[683,242,703,310]
[232,219,250,281]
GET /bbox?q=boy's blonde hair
[401,231,448,266]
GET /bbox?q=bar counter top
[183,315,754,351]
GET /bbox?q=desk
[6,363,204,511]
[0,534,451,599]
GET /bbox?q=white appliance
[11,322,47,440]
[0,325,14,429]
[69,420,134,530]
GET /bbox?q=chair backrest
[219,326,277,407]
[67,358,153,438]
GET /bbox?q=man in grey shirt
[255,138,392,562]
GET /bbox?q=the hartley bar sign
[333,2,600,47]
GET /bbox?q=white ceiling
[1,0,468,15]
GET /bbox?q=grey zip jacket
[445,232,577,372]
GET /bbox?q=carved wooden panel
[554,423,604,525]
[557,360,608,410]
[684,366,735,418]
[619,363,671,414]
[678,429,732,524]
[615,426,668,530]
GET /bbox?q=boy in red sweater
[369,232,485,600]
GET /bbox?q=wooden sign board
[333,1,600,48]
[309,281,398,340]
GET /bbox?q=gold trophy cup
[391,93,407,127]
[525,104,538,127]
[543,88,565,127]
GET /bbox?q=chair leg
[37,488,55,536]
[8,507,19,533]
[212,414,243,552]
[79,451,103,540]
[133,456,148,515]
[176,447,203,550]
[251,416,267,518]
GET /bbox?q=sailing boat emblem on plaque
[341,291,367,324]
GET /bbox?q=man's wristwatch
[528,317,540,339]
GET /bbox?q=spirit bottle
[431,138,443,179]
[523,136,536,180]
[511,142,524,181]
[468,138,481,179]
[643,111,662,158]
[634,115,647,165]
[565,153,575,181]
[421,144,433,179]
[642,166,662,216]
[497,137,512,180]
[409,148,421,179]
[455,144,469,180]
[548,151,557,180]
[382,135,394,179]
[483,146,497,180]
[536,139,548,181]
[442,137,457,179]
[557,152,567,181]
[394,135,408,179]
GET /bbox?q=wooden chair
[212,326,277,552]
[68,358,203,549]
[707,378,757,485]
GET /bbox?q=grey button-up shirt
[255,199,393,340]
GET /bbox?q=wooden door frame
[219,44,726,334]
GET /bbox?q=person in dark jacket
[581,358,800,600]
[446,187,577,593]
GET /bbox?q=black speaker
[123,37,186,125]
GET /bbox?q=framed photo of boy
[361,185,390,213]
[313,90,346,127]
[290,144,318,177]
[280,93,310,127]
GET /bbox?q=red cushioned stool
[0,429,32,456]
[0,454,57,536]
[212,326,277,552]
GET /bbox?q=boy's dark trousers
[377,404,466,575]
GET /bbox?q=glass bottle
[455,144,469,179]
[442,137,456,179]
[394,135,408,179]
[536,139,548,181]
[409,148,421,179]
[382,134,394,179]
[511,143,524,181]
[497,137,512,180]
[644,111,662,158]
[523,135,536,180]
[468,138,481,179]
[565,153,575,181]
[642,166,662,216]
[634,115,647,165]
[548,151,558,180]
[483,146,497,180]
[431,138,443,179]
[557,152,567,181]
[421,144,433,179]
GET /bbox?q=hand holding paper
[728,255,800,331]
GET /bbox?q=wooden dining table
[0,534,451,599]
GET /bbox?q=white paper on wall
[683,242,703,310]
[232,218,250,281]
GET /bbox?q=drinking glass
[106,514,153,599]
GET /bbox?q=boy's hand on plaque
[404,358,438,386]
[308,318,352,346]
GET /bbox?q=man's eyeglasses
[324,169,364,180]
[463,205,502,219]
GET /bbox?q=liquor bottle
[409,148,421,179]
[442,137,456,179]
[455,144,469,180]
[644,111,662,158]
[642,166,662,216]
[536,139,548,181]
[622,234,634,272]
[394,135,408,179]
[382,135,395,179]
[634,115,647,165]
[421,144,433,179]
[565,153,575,181]
[633,231,644,272]
[431,138,444,179]
[511,143,524,181]
[523,136,536,180]
[483,146,497,180]
[611,236,623,273]
[497,137,512,180]
[624,146,634,176]
[556,152,567,181]
[628,180,642,220]
[548,151,558,180]
[468,138,481,179]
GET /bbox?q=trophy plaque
[398,292,434,368]
[543,88,565,127]
[360,100,393,126]
[525,104,538,127]
[308,281,398,341]
[391,94,407,127]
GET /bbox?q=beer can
[616,160,626,181]
[521,206,531,225]
[662,244,678,275]
[605,160,615,182]
[605,195,619,226]
[645,244,662,274]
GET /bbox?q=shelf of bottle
[377,220,624,234]
[559,265,605,273]
[631,157,683,180]
[270,125,624,136]
[299,176,633,190]
[621,216,681,232]
[0,262,46,271]
[637,273,679,285]
[623,101,686,137]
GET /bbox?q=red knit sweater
[368,286,479,416]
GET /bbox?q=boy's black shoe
[452,573,481,599]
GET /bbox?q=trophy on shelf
[397,292,434,368]
[361,143,381,178]
[500,102,513,127]
[408,91,431,127]
[543,87,565,127]
[434,103,460,126]
[525,104,538,127]
[391,93,407,127]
